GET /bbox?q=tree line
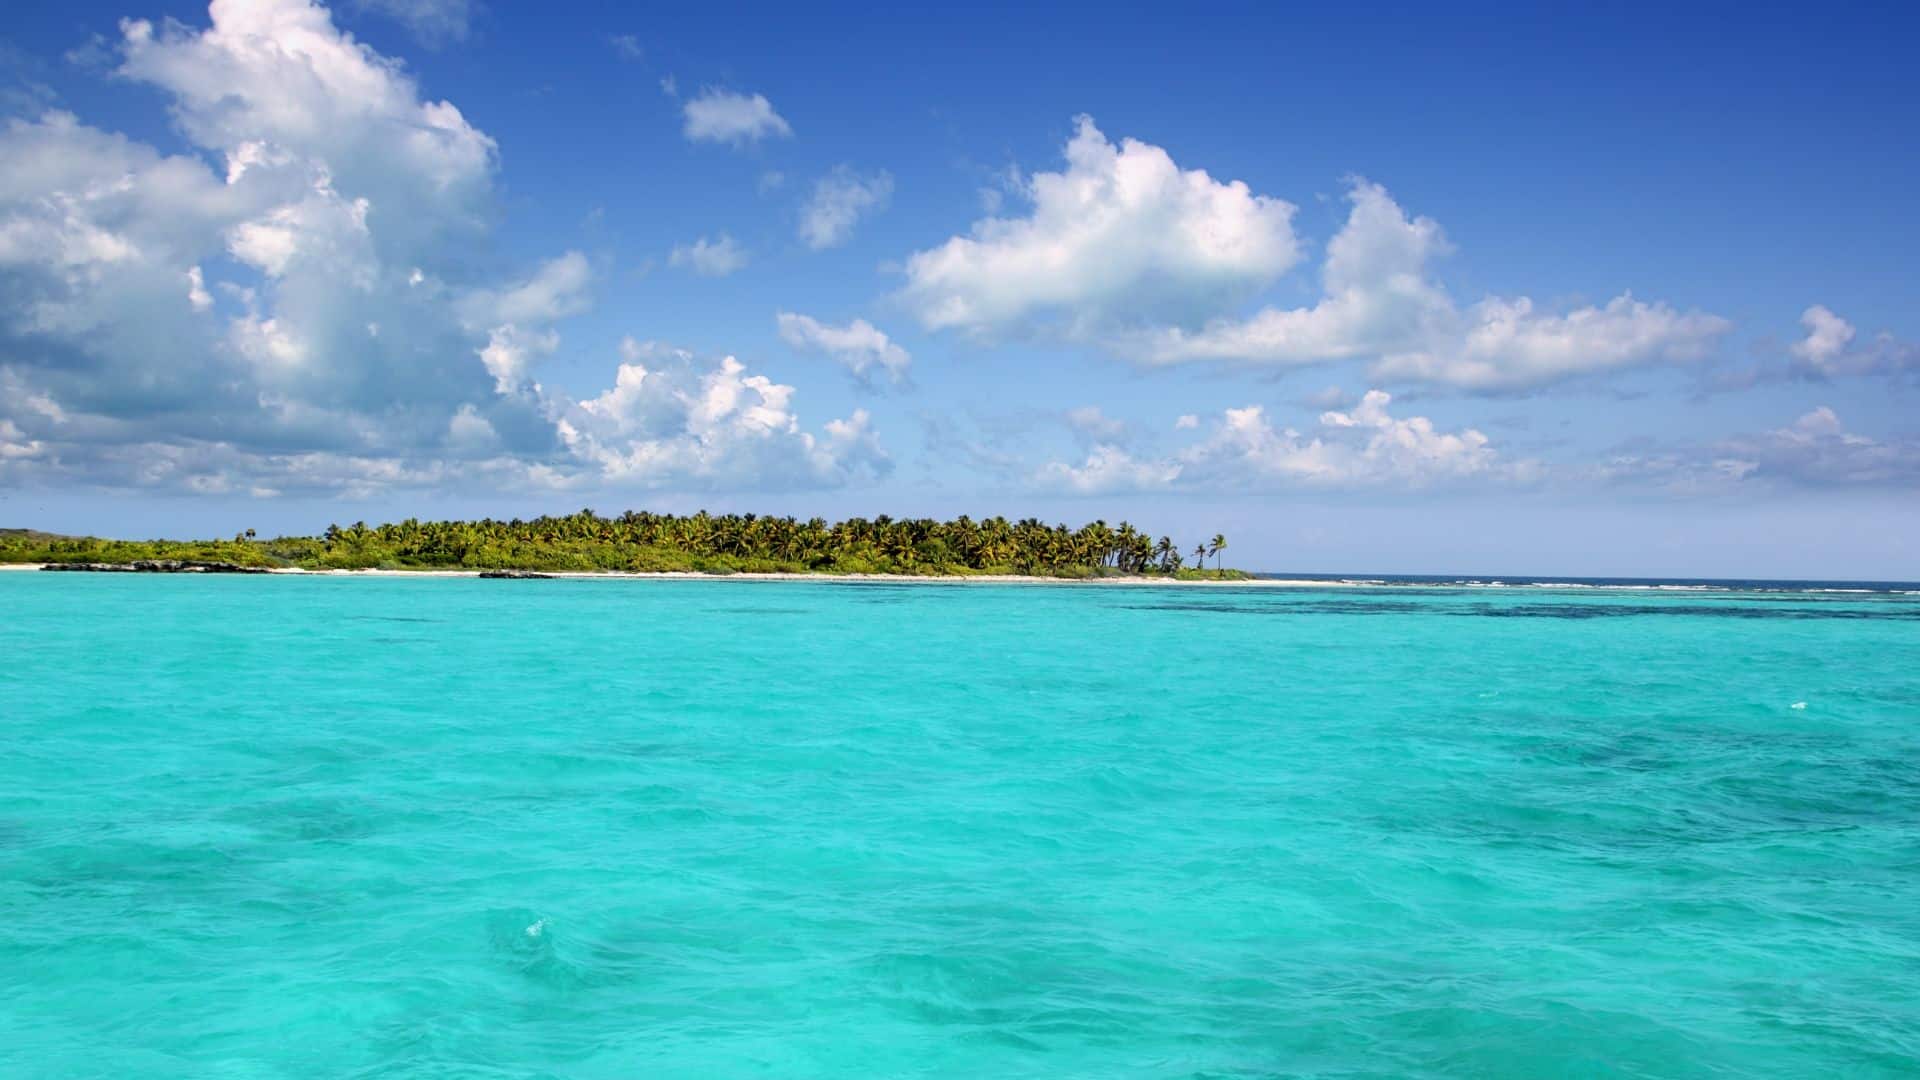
[2,512,1244,578]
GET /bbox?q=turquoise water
[3,575,1919,1078]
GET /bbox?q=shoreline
[0,562,1312,586]
[6,563,1914,594]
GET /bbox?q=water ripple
[1,574,1916,1076]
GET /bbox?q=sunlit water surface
[3,575,1918,1077]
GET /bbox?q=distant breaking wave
[1252,574,1920,596]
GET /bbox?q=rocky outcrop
[41,560,270,574]
[478,569,554,579]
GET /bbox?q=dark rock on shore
[41,560,270,574]
[478,569,554,579]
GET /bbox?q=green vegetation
[0,513,1253,579]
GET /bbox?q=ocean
[3,573,1917,1077]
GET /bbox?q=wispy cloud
[668,234,748,277]
[799,166,892,250]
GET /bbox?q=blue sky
[2,0,1917,577]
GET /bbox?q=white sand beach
[1,562,1354,587]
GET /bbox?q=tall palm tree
[1209,533,1227,570]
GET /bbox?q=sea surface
[3,574,1918,1078]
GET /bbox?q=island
[0,514,1249,580]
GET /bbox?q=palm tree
[1192,542,1208,569]
[1209,533,1227,571]
[1154,536,1177,573]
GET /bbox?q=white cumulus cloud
[1791,306,1854,370]
[1036,390,1512,494]
[1141,180,1729,393]
[899,115,1300,336]
[0,0,882,498]
[681,89,791,146]
[1787,305,1920,379]
[776,312,910,386]
[554,339,889,490]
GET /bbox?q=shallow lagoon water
[3,575,1918,1077]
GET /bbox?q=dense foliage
[0,514,1249,578]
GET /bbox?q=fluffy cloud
[899,115,1300,335]
[0,0,503,456]
[0,0,879,497]
[119,1,497,243]
[457,252,593,400]
[669,234,748,277]
[1372,295,1729,392]
[553,339,889,490]
[1002,394,1919,498]
[776,312,910,385]
[900,122,1723,393]
[1788,305,1920,379]
[464,250,592,327]
[1036,390,1510,494]
[681,89,791,146]
[1135,181,1452,366]
[798,166,893,250]
[1141,181,1729,392]
[1791,306,1854,371]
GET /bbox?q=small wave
[1256,574,1920,594]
